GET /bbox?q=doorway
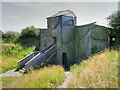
[62,53,67,66]
[52,37,56,44]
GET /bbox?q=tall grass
[68,49,118,88]
[2,44,35,58]
[0,55,20,73]
[2,65,66,88]
[1,44,35,73]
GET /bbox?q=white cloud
[4,15,18,20]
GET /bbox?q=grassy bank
[2,44,35,58]
[1,44,35,73]
[68,49,118,88]
[2,65,66,88]
[0,55,20,73]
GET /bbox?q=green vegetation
[0,55,20,73]
[1,65,66,88]
[0,30,3,38]
[16,26,40,49]
[1,44,35,73]
[107,11,120,36]
[2,31,19,43]
[2,44,35,58]
[19,26,40,39]
[91,45,101,55]
[1,26,40,47]
[68,49,118,88]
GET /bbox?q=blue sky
[1,1,119,32]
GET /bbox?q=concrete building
[18,10,110,70]
[46,10,109,66]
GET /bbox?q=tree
[19,26,40,39]
[2,31,18,43]
[0,30,4,38]
[107,11,120,36]
[17,26,40,49]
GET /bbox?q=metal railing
[17,52,40,69]
[17,44,57,71]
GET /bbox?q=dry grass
[68,49,118,88]
[2,65,66,88]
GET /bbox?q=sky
[1,1,119,33]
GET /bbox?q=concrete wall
[47,15,109,66]
[40,29,52,50]
[91,25,109,50]
[61,16,76,65]
[47,16,62,64]
[18,38,40,47]
[75,24,109,62]
[18,28,52,51]
[47,16,77,65]
[75,24,94,61]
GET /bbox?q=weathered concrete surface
[91,25,109,49]
[47,10,109,65]
[75,23,94,60]
[40,29,52,50]
[75,23,109,61]
[0,69,22,77]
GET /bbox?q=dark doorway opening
[52,37,56,44]
[62,53,70,71]
[110,36,117,47]
[62,53,67,66]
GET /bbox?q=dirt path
[58,71,72,88]
[0,69,22,77]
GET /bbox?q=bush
[16,26,40,47]
[91,45,101,55]
[1,44,35,73]
[2,44,35,59]
[107,11,120,36]
[2,31,19,43]
[18,26,40,39]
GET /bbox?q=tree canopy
[0,30,4,38]
[2,31,19,43]
[107,11,120,36]
[19,26,40,39]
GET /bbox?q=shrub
[18,26,40,39]
[2,31,19,43]
[1,44,35,73]
[91,45,101,55]
[2,44,35,58]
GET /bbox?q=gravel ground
[0,69,22,77]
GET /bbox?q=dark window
[62,53,67,66]
[70,20,74,26]
[110,36,117,47]
[110,36,116,42]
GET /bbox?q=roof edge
[75,22,96,27]
[47,10,76,19]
